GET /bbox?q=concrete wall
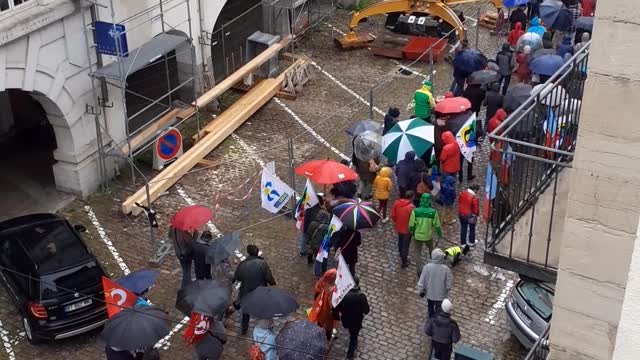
[548,0,640,358]
[494,169,569,270]
[0,6,108,196]
[613,219,640,359]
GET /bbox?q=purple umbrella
[331,198,380,230]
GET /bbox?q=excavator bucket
[335,31,376,49]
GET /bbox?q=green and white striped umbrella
[382,118,435,165]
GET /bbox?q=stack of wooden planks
[121,38,306,216]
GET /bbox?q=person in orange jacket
[439,131,461,178]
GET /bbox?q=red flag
[102,276,138,318]
[182,312,211,345]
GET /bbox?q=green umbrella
[382,118,434,164]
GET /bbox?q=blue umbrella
[503,0,528,7]
[277,320,327,360]
[453,49,488,76]
[530,55,565,76]
[116,269,160,295]
[539,0,572,31]
[575,16,593,31]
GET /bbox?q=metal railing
[484,41,591,277]
[524,324,551,360]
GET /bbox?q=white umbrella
[382,118,435,165]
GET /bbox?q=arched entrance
[0,90,74,221]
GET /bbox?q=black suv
[0,214,107,343]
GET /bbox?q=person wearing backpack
[169,227,198,289]
[251,319,276,360]
[412,159,433,208]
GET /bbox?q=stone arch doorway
[0,89,75,221]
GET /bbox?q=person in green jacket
[413,80,436,122]
[409,193,443,276]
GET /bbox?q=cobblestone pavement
[0,2,528,359]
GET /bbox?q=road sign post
[153,127,184,170]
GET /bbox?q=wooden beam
[193,57,307,142]
[194,35,291,108]
[122,78,284,215]
[120,108,180,155]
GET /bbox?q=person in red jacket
[488,109,507,166]
[487,108,507,137]
[391,191,416,268]
[458,184,480,246]
[439,131,461,177]
[507,22,525,48]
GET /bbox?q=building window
[0,0,32,13]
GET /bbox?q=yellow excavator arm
[340,0,502,49]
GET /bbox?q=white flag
[261,161,295,214]
[332,253,355,307]
[455,113,478,162]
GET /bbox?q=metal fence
[524,324,551,360]
[484,41,591,275]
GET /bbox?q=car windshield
[517,281,554,320]
[40,261,103,300]
[13,220,92,273]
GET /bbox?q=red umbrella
[434,97,472,114]
[171,205,213,232]
[295,160,358,185]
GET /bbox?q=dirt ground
[0,2,529,359]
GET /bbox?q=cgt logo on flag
[102,276,138,318]
[183,312,212,345]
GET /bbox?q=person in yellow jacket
[373,167,393,222]
[413,80,436,122]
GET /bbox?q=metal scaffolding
[82,0,201,265]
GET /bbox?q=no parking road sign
[153,127,183,170]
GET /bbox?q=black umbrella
[176,280,230,317]
[468,70,499,85]
[446,111,474,135]
[100,305,170,351]
[194,321,226,359]
[575,16,593,31]
[205,232,241,265]
[504,83,533,113]
[241,287,299,318]
[539,0,572,31]
[345,120,380,136]
[277,320,327,360]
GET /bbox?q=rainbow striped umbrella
[331,198,380,230]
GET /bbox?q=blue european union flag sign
[95,21,129,57]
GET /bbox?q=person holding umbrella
[333,228,362,276]
[193,321,227,360]
[333,275,370,359]
[170,205,214,288]
[516,45,532,84]
[483,82,503,129]
[396,151,418,197]
[233,245,276,335]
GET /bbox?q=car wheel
[22,317,39,344]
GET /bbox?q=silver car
[505,278,554,348]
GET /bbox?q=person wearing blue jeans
[458,185,480,246]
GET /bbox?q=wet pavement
[0,2,528,359]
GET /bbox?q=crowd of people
[106,2,596,360]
